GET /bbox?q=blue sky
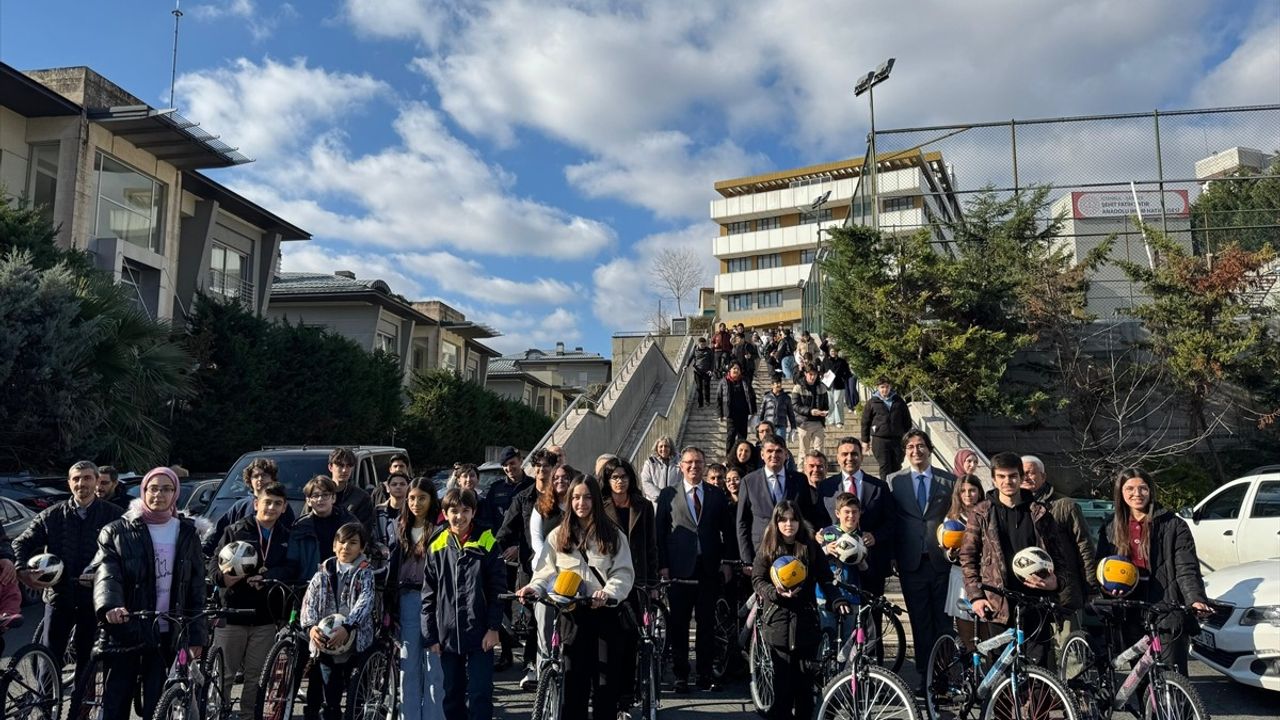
[2,1,1277,355]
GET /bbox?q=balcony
[714,264,810,294]
[207,268,255,308]
[714,223,828,259]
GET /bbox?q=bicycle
[634,582,671,720]
[139,607,254,720]
[343,609,401,720]
[501,592,619,720]
[925,585,1077,720]
[815,583,909,689]
[1058,598,1209,720]
[746,592,774,715]
[255,579,313,720]
[0,613,61,720]
[814,582,920,720]
[711,561,749,681]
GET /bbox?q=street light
[854,58,895,232]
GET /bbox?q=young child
[423,488,506,720]
[817,492,869,641]
[752,500,848,720]
[301,522,376,720]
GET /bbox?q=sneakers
[617,712,631,720]
[520,667,538,691]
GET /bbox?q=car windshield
[213,454,330,502]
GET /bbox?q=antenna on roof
[169,0,184,109]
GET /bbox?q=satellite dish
[810,190,832,210]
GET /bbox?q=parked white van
[1180,467,1280,574]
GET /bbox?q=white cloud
[394,252,581,305]
[191,0,297,41]
[174,58,387,160]
[591,223,716,330]
[1190,18,1280,107]
[280,243,427,298]
[340,0,453,48]
[456,305,584,356]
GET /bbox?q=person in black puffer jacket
[93,467,207,720]
[859,376,913,475]
[1096,468,1210,675]
[685,336,715,408]
[752,500,848,720]
[14,460,123,712]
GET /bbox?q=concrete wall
[268,302,382,350]
[612,333,689,368]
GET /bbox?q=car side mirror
[187,486,212,515]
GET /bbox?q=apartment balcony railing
[208,269,255,307]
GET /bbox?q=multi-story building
[1,63,309,320]
[1195,146,1275,187]
[710,151,961,329]
[486,343,611,417]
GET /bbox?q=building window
[727,293,753,312]
[93,152,167,254]
[789,174,832,189]
[883,195,915,212]
[726,256,752,273]
[757,216,781,231]
[800,249,817,264]
[208,243,251,303]
[413,347,427,372]
[800,208,832,225]
[376,330,399,355]
[27,144,59,224]
[758,290,783,308]
[466,357,479,382]
[757,253,782,269]
[441,339,459,375]
[726,220,751,235]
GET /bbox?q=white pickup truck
[1181,467,1280,574]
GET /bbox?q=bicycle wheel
[533,668,564,720]
[748,633,775,715]
[710,597,736,680]
[344,649,392,720]
[0,643,61,720]
[74,655,108,720]
[653,601,670,659]
[984,665,1078,720]
[1142,671,1208,720]
[256,637,301,720]
[202,646,228,720]
[864,607,907,673]
[926,634,971,720]
[153,683,193,720]
[817,665,922,720]
[638,643,658,720]
[816,628,840,689]
[1058,632,1106,720]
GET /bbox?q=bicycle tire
[255,636,301,720]
[710,597,736,680]
[816,628,840,689]
[653,601,670,659]
[984,665,1078,720]
[344,649,391,720]
[748,633,775,716]
[1142,671,1208,720]
[817,664,922,720]
[202,646,228,720]
[73,655,108,720]
[0,643,62,720]
[533,668,564,720]
[1058,631,1107,720]
[865,606,907,673]
[152,682,192,720]
[638,643,658,720]
[925,633,971,720]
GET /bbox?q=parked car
[477,462,507,495]
[0,496,36,541]
[200,446,409,523]
[0,475,69,511]
[1190,558,1280,692]
[129,476,221,514]
[1179,468,1280,573]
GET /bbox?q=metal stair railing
[626,331,699,465]
[905,386,991,482]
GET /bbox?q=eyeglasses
[146,486,177,495]
[308,492,336,500]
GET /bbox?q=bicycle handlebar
[1090,597,1203,618]
[833,581,904,615]
[979,584,1067,614]
[497,592,620,609]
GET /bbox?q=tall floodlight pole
[854,58,895,232]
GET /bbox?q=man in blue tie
[886,429,957,688]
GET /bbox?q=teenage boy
[818,492,868,640]
[15,460,123,711]
[759,378,797,441]
[208,458,297,553]
[329,448,375,533]
[959,452,1076,667]
[423,488,506,720]
[494,447,553,683]
[210,481,298,716]
[289,476,358,576]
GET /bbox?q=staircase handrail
[905,386,990,475]
[626,331,699,464]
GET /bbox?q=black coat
[92,512,208,648]
[421,527,507,654]
[336,484,376,534]
[792,379,829,423]
[736,467,819,564]
[208,518,298,625]
[495,482,540,569]
[687,345,714,374]
[1097,508,1208,631]
[717,375,756,420]
[751,537,838,654]
[603,495,660,588]
[654,483,733,580]
[14,498,123,605]
[860,393,912,441]
[484,475,533,536]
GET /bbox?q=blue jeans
[441,649,495,720]
[781,355,797,381]
[402,590,444,720]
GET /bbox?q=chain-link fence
[863,105,1280,318]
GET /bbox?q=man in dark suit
[656,446,734,692]
[736,434,815,565]
[818,437,891,596]
[886,429,956,684]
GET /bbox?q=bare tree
[646,301,671,335]
[650,247,706,317]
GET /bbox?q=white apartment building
[710,151,961,329]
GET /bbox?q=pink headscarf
[140,467,180,524]
[953,449,978,477]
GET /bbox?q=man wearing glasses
[328,447,375,534]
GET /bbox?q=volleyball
[771,555,807,590]
[936,519,966,550]
[1096,555,1140,597]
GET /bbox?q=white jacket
[639,455,682,502]
[530,525,635,602]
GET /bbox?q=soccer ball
[817,525,844,544]
[217,541,260,578]
[1010,546,1054,582]
[832,533,867,565]
[936,519,966,550]
[1096,555,1140,597]
[316,614,355,654]
[26,553,63,585]
[771,555,807,590]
